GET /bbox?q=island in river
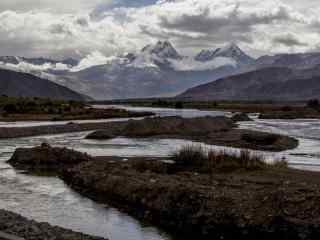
[7,143,320,240]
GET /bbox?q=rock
[86,130,116,140]
[231,113,253,122]
[7,143,93,171]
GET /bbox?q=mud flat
[8,144,320,240]
[86,116,298,151]
[0,209,106,240]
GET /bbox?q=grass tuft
[172,145,288,172]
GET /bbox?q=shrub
[175,102,184,109]
[307,99,320,108]
[171,145,287,172]
[172,145,207,167]
[3,103,18,113]
[272,158,288,169]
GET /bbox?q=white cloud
[0,0,319,58]
[71,51,109,71]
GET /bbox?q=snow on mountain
[141,40,182,60]
[195,43,255,66]
[170,57,237,71]
[0,41,255,100]
[124,41,242,71]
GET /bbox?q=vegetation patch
[172,145,288,172]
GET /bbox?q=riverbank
[0,107,153,122]
[0,96,153,122]
[0,210,106,240]
[96,100,320,119]
[8,144,320,240]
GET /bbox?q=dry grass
[172,145,288,172]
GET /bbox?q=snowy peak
[195,43,254,65]
[194,49,219,62]
[141,40,182,60]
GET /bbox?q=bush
[307,99,320,108]
[175,102,184,109]
[172,145,287,172]
[3,103,18,114]
[172,145,207,167]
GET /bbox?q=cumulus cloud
[71,51,109,71]
[273,34,306,47]
[0,0,319,60]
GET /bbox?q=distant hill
[178,67,320,101]
[0,69,89,101]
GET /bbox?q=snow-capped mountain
[195,43,255,66]
[141,40,182,60]
[0,41,254,100]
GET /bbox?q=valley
[2,1,320,239]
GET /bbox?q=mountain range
[0,41,254,100]
[1,41,320,101]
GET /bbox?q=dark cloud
[273,34,306,47]
[75,17,89,27]
[48,24,73,36]
[160,5,292,35]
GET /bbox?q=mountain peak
[195,42,254,65]
[215,43,244,57]
[141,40,182,60]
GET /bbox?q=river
[0,105,320,239]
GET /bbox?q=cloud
[0,0,104,13]
[273,34,306,47]
[71,51,109,71]
[0,0,319,59]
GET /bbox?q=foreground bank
[8,144,320,240]
[0,209,106,240]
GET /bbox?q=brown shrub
[172,145,287,172]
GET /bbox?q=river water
[0,105,320,239]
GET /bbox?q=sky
[0,0,320,59]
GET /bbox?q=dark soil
[59,157,320,240]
